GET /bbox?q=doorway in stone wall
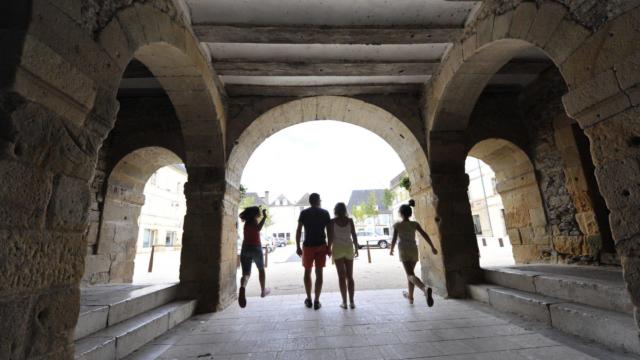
[465,156,516,267]
[131,164,187,284]
[466,139,547,268]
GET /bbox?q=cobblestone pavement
[125,289,639,360]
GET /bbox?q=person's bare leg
[345,259,355,305]
[314,267,323,302]
[335,259,347,307]
[402,261,425,292]
[238,271,249,308]
[304,268,313,301]
[258,268,270,297]
[258,268,265,291]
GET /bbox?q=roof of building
[295,193,311,206]
[243,192,268,207]
[270,194,293,207]
[347,189,392,214]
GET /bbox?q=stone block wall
[81,95,185,285]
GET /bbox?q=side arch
[468,138,549,264]
[100,2,227,168]
[95,147,183,283]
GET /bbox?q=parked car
[275,237,288,247]
[356,231,390,249]
[262,235,276,253]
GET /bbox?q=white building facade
[465,157,515,266]
[136,165,187,254]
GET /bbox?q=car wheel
[378,240,388,249]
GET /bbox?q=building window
[498,238,504,247]
[286,233,291,240]
[482,238,487,247]
[472,215,482,235]
[383,227,389,236]
[143,229,157,248]
[165,231,177,246]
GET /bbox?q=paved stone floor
[125,289,639,360]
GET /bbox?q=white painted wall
[136,165,187,253]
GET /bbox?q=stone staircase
[468,265,640,355]
[74,283,196,360]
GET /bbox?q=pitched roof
[347,189,391,214]
[295,193,311,206]
[243,192,268,207]
[270,194,293,207]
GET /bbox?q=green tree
[352,204,366,223]
[400,176,411,191]
[239,184,255,209]
[383,189,394,209]
[364,192,379,216]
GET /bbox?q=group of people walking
[237,192,438,309]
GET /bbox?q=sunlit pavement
[132,244,516,297]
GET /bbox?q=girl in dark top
[238,206,271,308]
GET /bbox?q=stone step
[468,284,640,354]
[483,266,633,314]
[75,300,196,360]
[75,283,178,340]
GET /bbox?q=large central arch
[227,96,429,192]
[220,96,436,299]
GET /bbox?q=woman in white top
[328,202,360,309]
[390,202,438,306]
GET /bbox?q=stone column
[0,90,116,358]
[178,167,234,313]
[580,107,640,328]
[429,171,483,298]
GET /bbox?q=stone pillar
[0,88,115,357]
[178,167,233,313]
[581,107,640,328]
[430,171,483,297]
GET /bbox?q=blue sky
[241,120,405,209]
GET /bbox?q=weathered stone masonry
[2,1,640,358]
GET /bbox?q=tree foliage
[352,192,380,223]
[400,176,411,191]
[383,188,394,208]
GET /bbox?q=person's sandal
[238,287,247,308]
[402,290,414,305]
[261,288,271,298]
[314,300,322,310]
[304,298,312,308]
[340,303,347,309]
[426,287,434,307]
[349,303,356,309]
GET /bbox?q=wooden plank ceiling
[119,0,554,98]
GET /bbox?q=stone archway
[425,0,640,309]
[90,147,183,284]
[221,96,444,296]
[468,138,549,264]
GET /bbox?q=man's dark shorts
[240,245,264,274]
